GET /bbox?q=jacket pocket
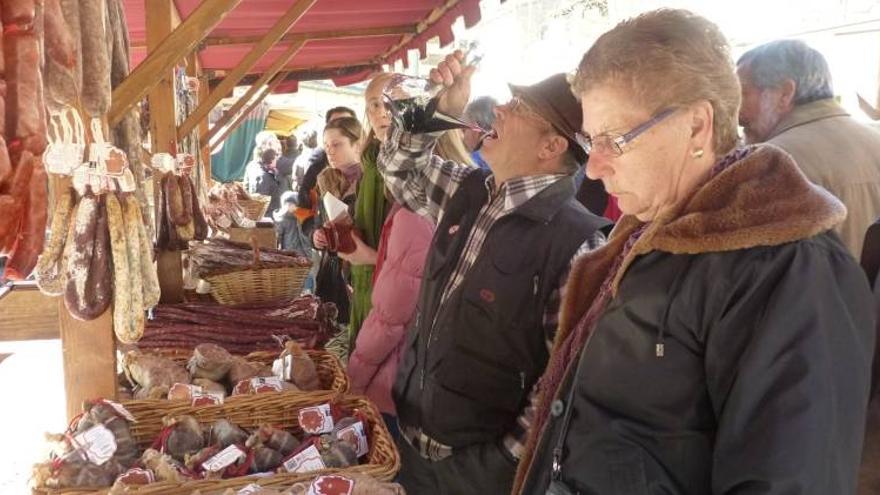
[428,349,526,440]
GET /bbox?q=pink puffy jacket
[347,204,433,414]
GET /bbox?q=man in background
[462,96,497,170]
[738,39,880,258]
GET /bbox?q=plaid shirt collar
[484,174,568,213]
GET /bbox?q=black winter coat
[516,145,876,495]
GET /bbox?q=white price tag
[102,399,137,422]
[298,404,334,434]
[251,376,283,394]
[73,424,117,466]
[236,484,265,495]
[202,444,245,473]
[282,444,326,474]
[272,355,293,381]
[336,421,368,458]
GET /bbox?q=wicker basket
[147,349,350,394]
[240,194,270,221]
[204,241,309,306]
[37,393,399,495]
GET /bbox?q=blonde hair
[435,130,474,165]
[572,9,741,154]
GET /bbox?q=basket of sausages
[189,238,311,306]
[119,341,349,402]
[32,393,400,495]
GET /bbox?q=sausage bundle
[157,172,208,251]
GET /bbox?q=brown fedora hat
[508,73,587,165]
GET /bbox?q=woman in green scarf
[338,74,394,347]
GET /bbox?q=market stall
[0,0,495,491]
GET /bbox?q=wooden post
[201,40,306,143]
[147,0,185,303]
[54,169,116,420]
[177,0,316,140]
[108,0,242,125]
[59,303,116,420]
[210,72,288,153]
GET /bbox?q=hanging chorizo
[4,155,48,280]
[35,186,75,295]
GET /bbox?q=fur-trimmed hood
[558,143,846,337]
[512,143,847,494]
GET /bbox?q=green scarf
[349,141,388,344]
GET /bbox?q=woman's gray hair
[737,39,833,105]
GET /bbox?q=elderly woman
[513,9,875,495]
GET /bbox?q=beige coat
[769,99,880,258]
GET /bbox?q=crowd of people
[234,7,880,494]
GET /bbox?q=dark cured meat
[188,175,208,240]
[42,0,75,69]
[43,0,78,111]
[0,151,35,254]
[4,31,47,154]
[1,0,35,26]
[78,0,111,116]
[64,192,112,321]
[59,0,81,94]
[165,173,189,227]
[4,154,48,280]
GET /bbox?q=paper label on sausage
[336,421,369,458]
[281,444,326,474]
[192,391,224,407]
[101,399,137,422]
[236,484,265,495]
[73,424,117,465]
[115,467,156,486]
[202,444,245,472]
[308,475,355,495]
[251,376,284,394]
[272,355,293,381]
[298,404,334,434]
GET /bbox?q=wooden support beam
[177,0,317,140]
[374,0,464,64]
[210,72,288,154]
[203,24,415,47]
[132,24,417,50]
[219,60,379,87]
[147,0,185,303]
[199,40,306,143]
[108,0,242,125]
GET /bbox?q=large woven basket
[204,241,310,306]
[240,194,270,221]
[147,349,350,394]
[37,393,399,495]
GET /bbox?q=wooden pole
[54,166,116,421]
[108,0,242,125]
[210,72,288,154]
[177,0,317,140]
[201,24,416,47]
[147,0,185,304]
[199,40,306,143]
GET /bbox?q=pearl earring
[691,149,704,158]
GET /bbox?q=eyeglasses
[576,107,677,157]
[506,96,552,128]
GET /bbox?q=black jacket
[517,145,876,495]
[394,171,609,447]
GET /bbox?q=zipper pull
[520,371,526,389]
[533,275,539,296]
[420,368,426,390]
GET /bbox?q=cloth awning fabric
[124,0,491,90]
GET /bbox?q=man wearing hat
[376,51,609,494]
